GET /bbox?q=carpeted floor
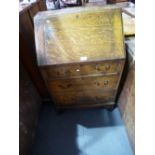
[30,104,133,155]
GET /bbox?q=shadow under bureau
[34,7,126,109]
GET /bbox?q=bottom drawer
[51,89,116,106]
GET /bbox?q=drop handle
[96,64,100,71]
[104,80,109,85]
[95,81,100,86]
[105,64,110,70]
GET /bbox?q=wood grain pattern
[20,10,35,58]
[20,33,49,99]
[40,60,124,79]
[52,89,116,105]
[34,7,126,108]
[20,1,49,99]
[118,38,135,151]
[48,75,119,92]
[19,61,41,155]
[34,7,125,66]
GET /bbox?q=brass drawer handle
[104,80,109,85]
[105,64,110,70]
[96,64,110,71]
[96,64,100,71]
[95,81,100,86]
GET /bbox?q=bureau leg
[107,104,116,112]
[56,107,65,114]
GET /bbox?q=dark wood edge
[55,102,115,110]
[44,72,119,81]
[20,32,50,99]
[39,58,126,68]
[113,59,126,103]
[115,45,128,104]
[19,0,41,15]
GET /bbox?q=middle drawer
[48,75,119,93]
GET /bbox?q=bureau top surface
[34,7,125,66]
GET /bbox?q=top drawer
[40,60,124,80]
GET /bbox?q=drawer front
[48,75,119,93]
[41,60,124,79]
[52,90,116,105]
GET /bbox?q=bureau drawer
[41,60,124,79]
[52,89,116,105]
[48,75,119,93]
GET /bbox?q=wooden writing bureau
[34,7,126,109]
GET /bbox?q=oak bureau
[34,7,126,109]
